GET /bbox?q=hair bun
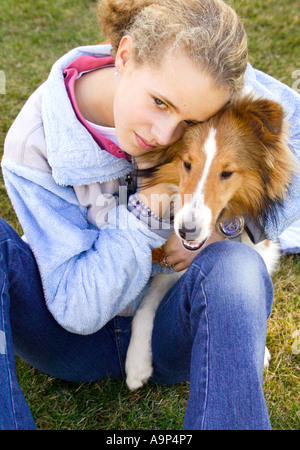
[98,0,155,55]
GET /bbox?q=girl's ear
[115,35,134,74]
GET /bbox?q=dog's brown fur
[136,95,297,227]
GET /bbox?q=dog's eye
[220,171,233,180]
[183,161,192,173]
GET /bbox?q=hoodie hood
[42,45,132,186]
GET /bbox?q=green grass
[1,0,299,430]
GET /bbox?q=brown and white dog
[125,94,297,391]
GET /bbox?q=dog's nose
[178,225,199,241]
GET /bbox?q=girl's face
[113,37,231,157]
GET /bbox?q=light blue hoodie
[1,45,300,334]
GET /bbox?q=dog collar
[218,216,244,241]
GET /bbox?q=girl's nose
[151,121,183,146]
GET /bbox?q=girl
[0,0,299,430]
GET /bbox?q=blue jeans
[0,218,273,430]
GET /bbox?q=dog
[125,94,297,391]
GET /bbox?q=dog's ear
[231,95,297,226]
[236,95,284,139]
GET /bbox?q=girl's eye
[184,120,196,126]
[154,97,168,109]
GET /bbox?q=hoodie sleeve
[244,63,300,242]
[1,159,166,335]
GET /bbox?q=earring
[114,67,120,77]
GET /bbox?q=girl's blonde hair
[98,0,248,96]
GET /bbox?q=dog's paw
[264,346,271,368]
[126,367,153,391]
[125,350,153,391]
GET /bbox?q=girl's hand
[161,229,225,272]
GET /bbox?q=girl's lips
[135,133,156,151]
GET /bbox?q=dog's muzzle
[181,237,208,251]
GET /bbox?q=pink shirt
[63,54,131,161]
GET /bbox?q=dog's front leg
[125,272,183,391]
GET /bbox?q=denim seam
[199,270,210,430]
[113,316,125,378]
[0,270,18,430]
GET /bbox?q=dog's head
[137,95,298,248]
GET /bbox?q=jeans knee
[190,241,274,320]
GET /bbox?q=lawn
[0,0,299,430]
